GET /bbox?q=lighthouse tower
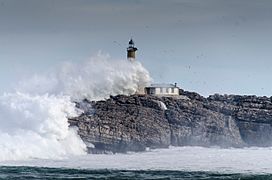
[127,38,138,61]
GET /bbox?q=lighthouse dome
[128,39,134,45]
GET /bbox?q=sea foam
[4,146,272,174]
[0,53,151,161]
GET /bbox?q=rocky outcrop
[69,90,272,153]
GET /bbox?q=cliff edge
[69,89,272,153]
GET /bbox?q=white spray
[0,53,151,161]
[17,53,151,101]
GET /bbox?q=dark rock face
[69,90,272,153]
[206,94,272,147]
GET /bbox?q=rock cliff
[69,89,272,153]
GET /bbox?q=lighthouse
[127,38,138,61]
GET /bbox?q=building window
[166,88,169,93]
[171,88,174,93]
[160,88,163,93]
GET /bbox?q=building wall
[154,87,179,95]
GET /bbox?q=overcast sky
[1,0,272,96]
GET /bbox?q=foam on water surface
[3,146,272,174]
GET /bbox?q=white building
[145,83,180,96]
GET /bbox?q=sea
[2,146,272,179]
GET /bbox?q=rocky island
[69,89,272,153]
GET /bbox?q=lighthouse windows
[144,84,180,96]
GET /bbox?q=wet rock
[69,90,272,153]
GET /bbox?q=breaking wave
[17,53,151,101]
[0,53,151,161]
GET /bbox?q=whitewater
[1,53,272,177]
[0,53,151,161]
[3,146,272,175]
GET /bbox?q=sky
[1,0,272,96]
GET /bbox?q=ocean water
[2,146,272,179]
[1,167,271,179]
